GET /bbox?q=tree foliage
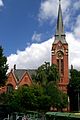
[68,69,80,90]
[35,62,59,86]
[1,63,68,112]
[68,68,80,112]
[3,85,67,112]
[0,46,8,86]
[4,85,51,112]
[46,81,68,110]
[68,69,80,99]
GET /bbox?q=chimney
[14,64,16,70]
[71,64,73,70]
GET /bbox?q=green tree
[68,68,80,111]
[35,62,59,86]
[47,64,59,83]
[56,91,68,111]
[34,62,68,111]
[19,85,51,111]
[4,83,68,112]
[0,46,8,86]
[70,69,80,90]
[3,62,67,112]
[4,85,51,112]
[46,81,68,110]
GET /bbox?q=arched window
[7,84,13,93]
[57,50,64,75]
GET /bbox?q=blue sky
[0,0,41,55]
[0,0,80,71]
[0,0,54,56]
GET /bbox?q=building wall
[6,71,17,89]
[0,70,32,94]
[18,72,32,87]
[51,41,69,92]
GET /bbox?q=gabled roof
[27,69,37,77]
[14,69,37,81]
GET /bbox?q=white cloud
[38,0,58,21]
[7,33,80,72]
[38,0,71,22]
[73,0,80,10]
[32,32,42,42]
[38,0,80,34]
[73,15,80,38]
[63,14,70,26]
[0,0,4,6]
[67,33,80,70]
[7,38,53,71]
[6,0,80,72]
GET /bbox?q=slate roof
[13,69,37,81]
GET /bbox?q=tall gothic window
[57,59,64,75]
[57,59,59,72]
[61,59,64,74]
[57,51,64,76]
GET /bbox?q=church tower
[51,0,69,92]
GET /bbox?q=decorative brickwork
[0,68,33,93]
[51,1,69,92]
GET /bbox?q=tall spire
[59,0,61,5]
[54,0,67,44]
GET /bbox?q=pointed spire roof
[54,0,67,44]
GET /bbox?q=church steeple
[51,0,69,93]
[54,0,67,44]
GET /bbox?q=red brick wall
[0,86,6,94]
[0,70,32,93]
[18,72,32,87]
[51,42,69,92]
[6,71,17,89]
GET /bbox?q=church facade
[0,65,36,93]
[51,0,69,92]
[0,0,69,94]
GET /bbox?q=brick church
[0,0,69,93]
[51,0,69,92]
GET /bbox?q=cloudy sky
[0,0,80,71]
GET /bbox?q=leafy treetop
[0,46,8,86]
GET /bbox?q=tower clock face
[57,51,63,58]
